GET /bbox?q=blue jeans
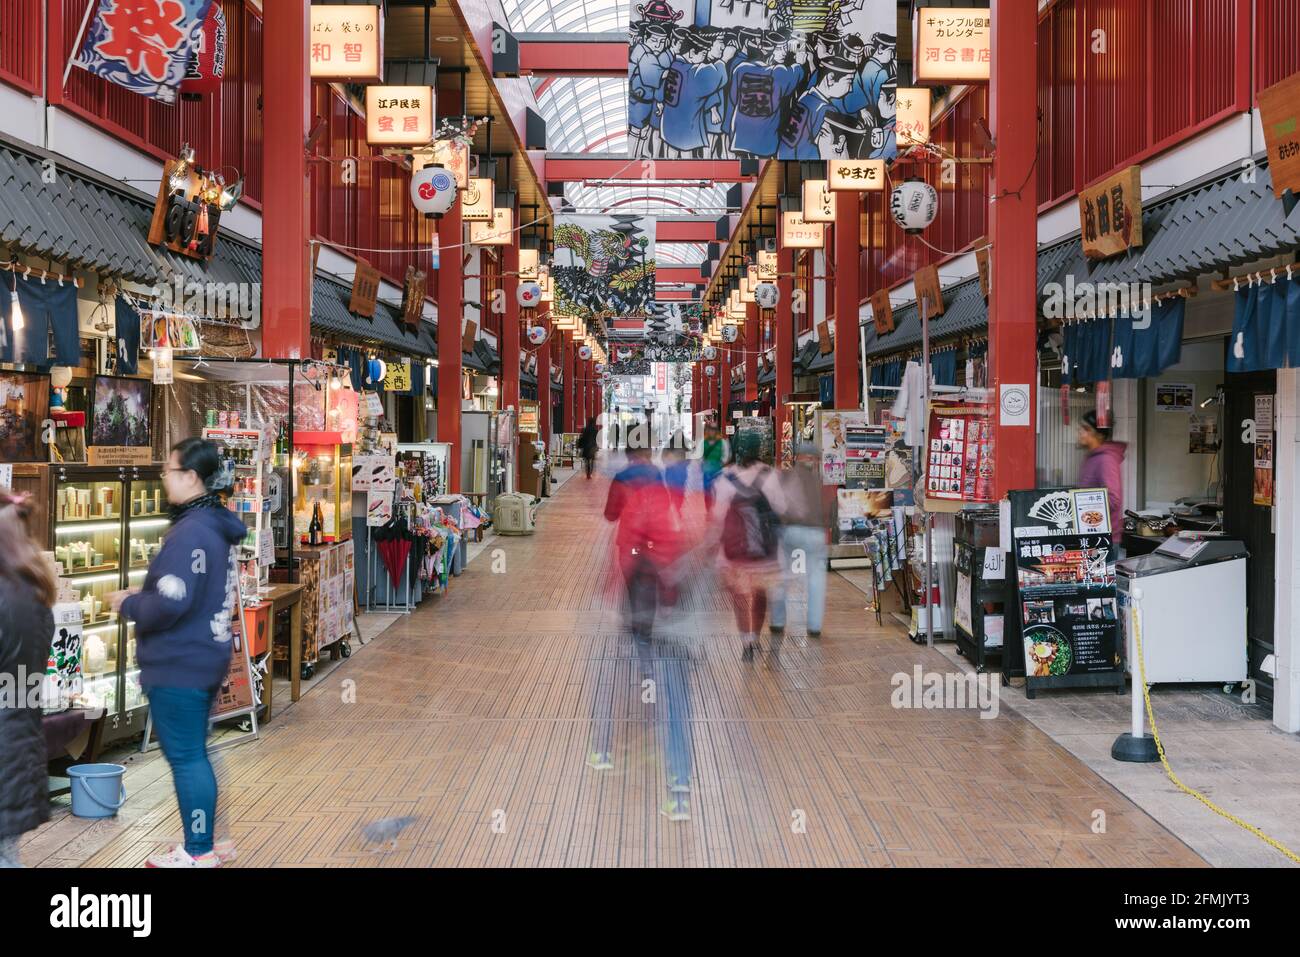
[769,525,829,633]
[148,686,218,856]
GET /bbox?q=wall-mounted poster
[628,0,898,161]
[89,375,152,452]
[0,372,50,462]
[816,408,870,485]
[553,215,655,320]
[1154,382,1193,412]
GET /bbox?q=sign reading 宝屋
[827,159,885,191]
[802,179,836,222]
[365,86,434,145]
[914,7,992,85]
[782,211,824,249]
[1079,165,1143,260]
[469,207,513,246]
[310,4,383,82]
[896,88,932,146]
[1257,72,1300,200]
[461,178,494,223]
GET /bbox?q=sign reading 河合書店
[310,3,383,82]
[1079,165,1143,260]
[1257,72,1300,200]
[914,7,992,85]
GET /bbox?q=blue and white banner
[76,0,215,105]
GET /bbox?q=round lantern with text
[703,345,717,360]
[526,325,548,345]
[890,179,939,234]
[578,345,592,360]
[754,282,779,309]
[704,364,716,377]
[517,281,542,308]
[180,2,226,99]
[721,324,739,343]
[410,165,458,216]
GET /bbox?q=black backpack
[722,469,779,561]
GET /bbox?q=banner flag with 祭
[77,0,217,104]
[553,214,656,321]
[628,0,897,161]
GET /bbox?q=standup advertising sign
[1009,488,1125,691]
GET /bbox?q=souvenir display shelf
[286,539,356,678]
[203,427,274,594]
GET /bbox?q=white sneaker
[214,838,237,864]
[145,844,220,868]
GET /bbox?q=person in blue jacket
[657,30,737,157]
[779,56,856,159]
[629,22,674,158]
[832,32,894,122]
[729,30,808,158]
[110,437,247,869]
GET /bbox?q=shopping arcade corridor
[39,466,1201,868]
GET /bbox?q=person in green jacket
[699,421,730,510]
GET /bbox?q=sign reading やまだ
[310,4,383,82]
[1079,165,1142,259]
[828,159,885,191]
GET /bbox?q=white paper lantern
[890,179,939,234]
[578,344,592,360]
[721,324,739,343]
[595,362,605,373]
[517,281,541,308]
[754,282,779,309]
[526,325,548,345]
[410,165,458,216]
[704,364,716,377]
[703,345,717,360]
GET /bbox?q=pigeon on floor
[360,816,417,853]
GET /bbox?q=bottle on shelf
[276,423,288,467]
[308,501,323,546]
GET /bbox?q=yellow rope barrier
[1131,600,1300,865]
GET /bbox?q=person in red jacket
[1077,411,1126,525]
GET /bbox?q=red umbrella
[373,519,413,588]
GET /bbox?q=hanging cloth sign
[77,0,217,105]
[179,0,226,98]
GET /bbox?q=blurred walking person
[699,420,730,510]
[110,439,247,868]
[662,430,691,515]
[577,416,599,479]
[769,442,829,639]
[707,431,785,661]
[0,491,56,868]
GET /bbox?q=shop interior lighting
[57,521,121,534]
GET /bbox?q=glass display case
[293,431,353,544]
[51,464,163,742]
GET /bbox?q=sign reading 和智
[914,7,991,84]
[828,159,885,191]
[782,211,824,249]
[1079,165,1142,260]
[1257,72,1300,200]
[365,86,433,145]
[803,179,836,222]
[310,4,383,82]
[896,88,932,146]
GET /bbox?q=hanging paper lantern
[366,358,383,385]
[703,345,717,360]
[179,2,227,99]
[601,370,611,381]
[595,362,605,373]
[890,179,939,234]
[517,281,542,308]
[704,364,716,377]
[754,282,779,309]
[721,324,739,343]
[410,165,459,216]
[578,344,592,360]
[526,325,548,345]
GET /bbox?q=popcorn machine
[292,431,353,544]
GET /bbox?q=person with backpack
[707,430,786,661]
[768,441,829,639]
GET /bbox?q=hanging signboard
[384,358,411,392]
[1257,72,1300,200]
[914,7,992,85]
[461,317,478,353]
[1009,487,1125,693]
[348,259,381,317]
[76,0,214,104]
[896,88,932,147]
[310,3,384,82]
[757,249,778,281]
[469,207,513,246]
[802,179,836,222]
[913,263,945,317]
[827,159,885,192]
[974,237,991,298]
[518,248,540,281]
[816,319,833,355]
[461,178,494,222]
[365,85,434,145]
[1079,165,1143,260]
[870,288,893,336]
[782,211,824,249]
[147,149,225,261]
[401,266,426,328]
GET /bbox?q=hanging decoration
[410,165,458,216]
[553,214,656,321]
[77,0,216,104]
[890,179,939,233]
[517,281,542,309]
[526,325,549,346]
[179,0,226,99]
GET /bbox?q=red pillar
[436,206,463,491]
[776,241,795,458]
[719,343,731,425]
[537,312,552,445]
[989,0,1039,497]
[580,357,590,425]
[562,333,575,432]
[834,189,861,409]
[262,0,311,359]
[502,242,521,418]
[745,301,759,402]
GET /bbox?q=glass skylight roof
[655,243,708,264]
[531,77,627,154]
[500,0,628,34]
[562,181,732,217]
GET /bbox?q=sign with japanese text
[782,211,824,249]
[974,237,990,298]
[896,88,932,147]
[802,179,836,222]
[401,266,426,328]
[914,7,992,85]
[349,259,381,317]
[77,0,215,104]
[365,85,434,146]
[828,159,885,191]
[469,207,513,246]
[518,248,540,280]
[461,178,494,223]
[310,3,383,82]
[870,288,893,336]
[383,358,411,393]
[923,401,994,509]
[913,263,945,317]
[757,249,778,281]
[1010,488,1123,688]
[1079,165,1142,260]
[1257,72,1300,200]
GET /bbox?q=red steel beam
[656,221,720,242]
[518,41,627,76]
[543,157,747,182]
[656,267,706,285]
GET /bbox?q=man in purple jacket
[1077,410,1127,525]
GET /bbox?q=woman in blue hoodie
[110,438,248,868]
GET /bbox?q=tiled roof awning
[310,280,433,356]
[864,276,986,359]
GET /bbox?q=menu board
[924,401,994,509]
[1010,487,1123,687]
[211,606,256,721]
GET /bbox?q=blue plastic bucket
[66,763,128,818]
